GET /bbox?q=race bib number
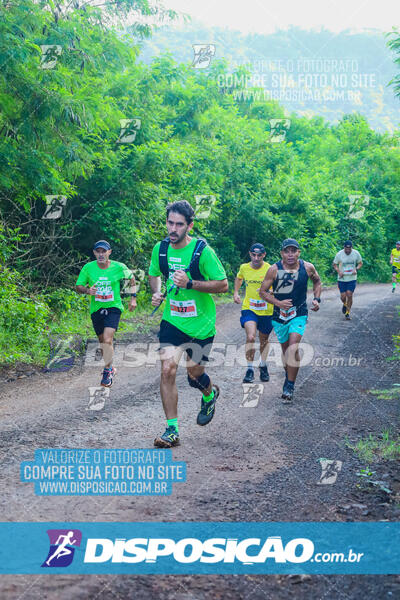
[170,299,197,318]
[279,306,297,322]
[95,280,114,302]
[249,298,267,311]
[343,265,354,274]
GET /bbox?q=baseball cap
[250,243,266,254]
[344,240,353,247]
[93,240,111,250]
[281,238,300,250]
[396,241,400,245]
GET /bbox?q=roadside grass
[369,386,400,400]
[345,430,400,463]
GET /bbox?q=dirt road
[0,284,399,599]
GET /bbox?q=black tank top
[272,259,309,322]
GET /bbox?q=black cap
[250,243,266,254]
[396,241,400,245]
[281,238,300,250]
[93,240,111,250]
[344,240,353,247]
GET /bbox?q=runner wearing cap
[76,240,136,387]
[149,200,228,448]
[259,239,321,403]
[333,241,362,320]
[234,243,273,383]
[390,241,400,293]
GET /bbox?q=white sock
[247,362,254,369]
[259,360,267,367]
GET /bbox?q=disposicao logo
[83,536,314,564]
[41,529,82,568]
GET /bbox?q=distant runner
[76,240,136,387]
[233,243,273,383]
[260,238,321,403]
[149,201,228,448]
[390,241,400,293]
[333,241,362,320]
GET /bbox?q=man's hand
[88,285,97,296]
[128,298,137,312]
[338,271,344,278]
[173,270,190,288]
[278,299,293,310]
[233,292,241,304]
[352,268,357,274]
[151,292,165,307]
[311,299,320,312]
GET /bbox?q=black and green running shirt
[148,238,227,339]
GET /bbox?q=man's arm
[356,259,363,272]
[305,262,322,311]
[390,252,393,265]
[172,270,228,293]
[332,261,343,278]
[149,275,165,307]
[76,285,96,295]
[233,277,243,304]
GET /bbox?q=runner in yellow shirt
[390,241,400,293]
[234,243,273,383]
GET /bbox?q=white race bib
[343,266,354,274]
[170,299,197,318]
[279,306,297,322]
[95,280,114,302]
[249,298,267,312]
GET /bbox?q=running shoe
[282,380,294,403]
[197,385,220,426]
[154,426,180,448]
[243,368,255,383]
[345,312,351,321]
[259,365,270,382]
[342,304,347,314]
[101,366,116,387]
[392,287,395,294]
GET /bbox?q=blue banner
[0,522,398,574]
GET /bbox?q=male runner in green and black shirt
[76,240,136,387]
[149,201,228,448]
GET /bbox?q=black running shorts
[158,320,214,365]
[91,307,121,335]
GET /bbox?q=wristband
[313,297,321,303]
[186,280,193,290]
[130,293,137,297]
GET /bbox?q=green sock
[167,418,179,433]
[202,390,215,403]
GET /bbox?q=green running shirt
[76,260,132,314]
[148,238,227,339]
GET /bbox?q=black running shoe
[282,380,294,403]
[342,304,347,314]
[243,368,255,383]
[345,312,351,320]
[197,385,219,426]
[259,365,270,382]
[392,287,395,294]
[154,426,180,448]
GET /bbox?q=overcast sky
[164,0,399,33]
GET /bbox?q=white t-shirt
[333,249,362,282]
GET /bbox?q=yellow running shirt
[391,248,400,267]
[236,262,273,316]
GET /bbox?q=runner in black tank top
[259,239,322,403]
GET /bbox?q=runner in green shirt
[76,240,136,387]
[149,200,228,448]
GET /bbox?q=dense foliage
[0,1,400,364]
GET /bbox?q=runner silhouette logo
[41,529,82,568]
